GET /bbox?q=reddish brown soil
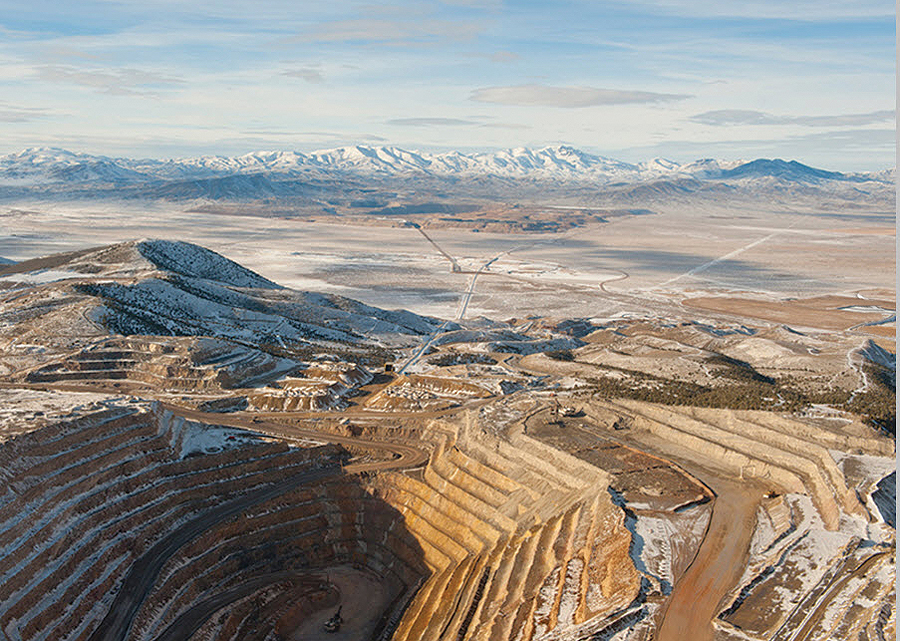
[655,478,762,641]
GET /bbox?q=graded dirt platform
[655,479,761,641]
[290,566,397,640]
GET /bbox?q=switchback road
[85,404,429,641]
[85,465,340,641]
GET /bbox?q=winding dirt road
[166,404,430,471]
[85,465,341,641]
[655,477,762,641]
[83,404,428,641]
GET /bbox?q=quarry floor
[290,566,398,641]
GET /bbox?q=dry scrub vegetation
[547,349,896,435]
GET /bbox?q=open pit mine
[0,240,894,641]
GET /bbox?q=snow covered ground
[0,389,129,442]
[2,195,893,324]
[718,491,894,638]
[171,420,273,459]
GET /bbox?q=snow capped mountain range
[0,145,887,186]
[0,145,892,208]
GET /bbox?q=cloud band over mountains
[470,84,691,108]
[691,109,894,127]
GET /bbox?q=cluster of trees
[704,354,775,385]
[428,352,498,366]
[846,363,896,435]
[584,356,895,433]
[586,373,795,411]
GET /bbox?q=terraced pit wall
[0,397,652,641]
[0,405,433,641]
[23,338,290,392]
[589,400,892,531]
[377,413,641,641]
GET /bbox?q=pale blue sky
[0,0,894,170]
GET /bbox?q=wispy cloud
[34,65,184,95]
[37,46,102,63]
[299,17,482,47]
[440,0,503,7]
[622,0,893,20]
[488,51,519,63]
[387,117,530,130]
[480,122,530,130]
[463,50,520,64]
[0,0,891,170]
[238,129,388,141]
[788,127,896,150]
[281,67,324,83]
[0,102,52,122]
[691,109,895,127]
[470,84,690,107]
[387,117,477,127]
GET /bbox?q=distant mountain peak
[721,158,847,182]
[0,145,891,205]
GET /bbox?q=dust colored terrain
[0,183,893,641]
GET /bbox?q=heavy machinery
[324,606,343,633]
[550,395,582,422]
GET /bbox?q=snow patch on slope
[859,339,895,371]
[167,417,270,459]
[178,424,267,458]
[136,240,279,289]
[0,269,82,285]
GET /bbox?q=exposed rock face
[383,423,639,641]
[0,403,640,641]
[366,375,494,412]
[247,361,373,412]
